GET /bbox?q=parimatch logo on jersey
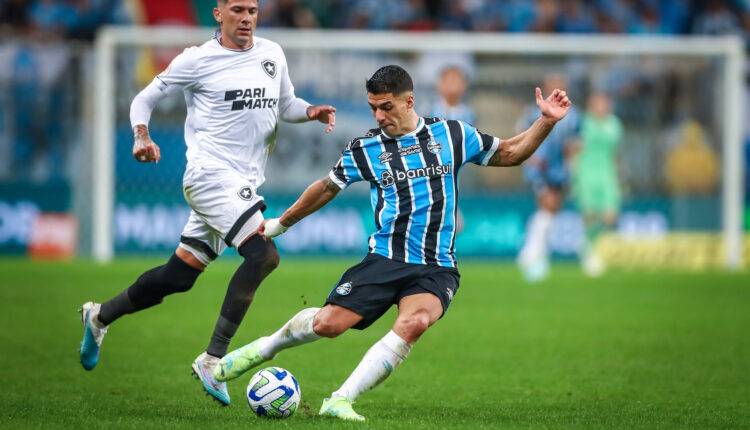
[224,87,279,111]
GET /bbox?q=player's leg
[188,226,279,406]
[321,294,443,422]
[580,176,619,277]
[322,269,458,421]
[518,185,561,282]
[205,234,280,359]
[195,231,279,405]
[78,246,204,371]
[180,167,274,404]
[216,253,398,382]
[215,304,361,381]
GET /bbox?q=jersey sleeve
[154,47,201,94]
[457,121,501,166]
[328,143,367,189]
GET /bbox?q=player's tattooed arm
[279,176,341,227]
[132,124,162,163]
[489,87,570,167]
[488,118,554,166]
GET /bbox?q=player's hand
[132,138,161,163]
[307,104,336,134]
[261,218,288,238]
[536,87,571,124]
[132,125,161,163]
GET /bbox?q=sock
[97,290,133,327]
[257,307,322,359]
[332,330,411,402]
[206,235,279,358]
[98,254,201,326]
[519,210,553,264]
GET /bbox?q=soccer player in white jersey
[214,65,571,421]
[77,0,336,406]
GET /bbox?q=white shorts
[178,164,265,265]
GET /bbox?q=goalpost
[90,27,745,268]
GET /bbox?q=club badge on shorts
[262,60,277,78]
[238,186,254,201]
[336,282,352,296]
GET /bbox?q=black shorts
[324,253,460,330]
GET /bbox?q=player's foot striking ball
[215,336,270,382]
[319,396,365,422]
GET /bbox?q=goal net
[86,27,745,270]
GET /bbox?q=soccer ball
[246,367,301,418]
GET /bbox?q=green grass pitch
[1,258,748,429]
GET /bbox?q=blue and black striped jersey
[328,117,500,268]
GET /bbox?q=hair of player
[366,65,413,95]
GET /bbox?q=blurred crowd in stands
[261,0,750,38]
[0,0,128,40]
[2,0,750,40]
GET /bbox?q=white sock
[331,330,411,402]
[257,307,321,359]
[519,210,553,264]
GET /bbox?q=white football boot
[79,302,108,370]
[191,352,230,406]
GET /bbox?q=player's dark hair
[366,65,413,95]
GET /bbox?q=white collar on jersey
[381,116,425,140]
[213,29,256,52]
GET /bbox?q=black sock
[98,254,202,326]
[98,290,135,326]
[206,235,279,357]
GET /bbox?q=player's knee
[312,313,347,338]
[396,311,431,341]
[165,278,195,294]
[161,254,201,294]
[239,235,280,278]
[261,243,280,275]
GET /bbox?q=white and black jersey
[129,32,311,264]
[141,32,309,187]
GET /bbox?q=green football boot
[214,337,270,382]
[319,396,366,422]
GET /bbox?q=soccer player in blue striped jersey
[215,65,571,421]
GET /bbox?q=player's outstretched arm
[488,87,571,167]
[262,176,341,238]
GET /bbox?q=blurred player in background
[572,91,623,277]
[77,0,336,406]
[516,74,580,282]
[214,65,571,421]
[430,65,477,233]
[430,65,476,124]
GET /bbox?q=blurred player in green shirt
[573,92,623,277]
